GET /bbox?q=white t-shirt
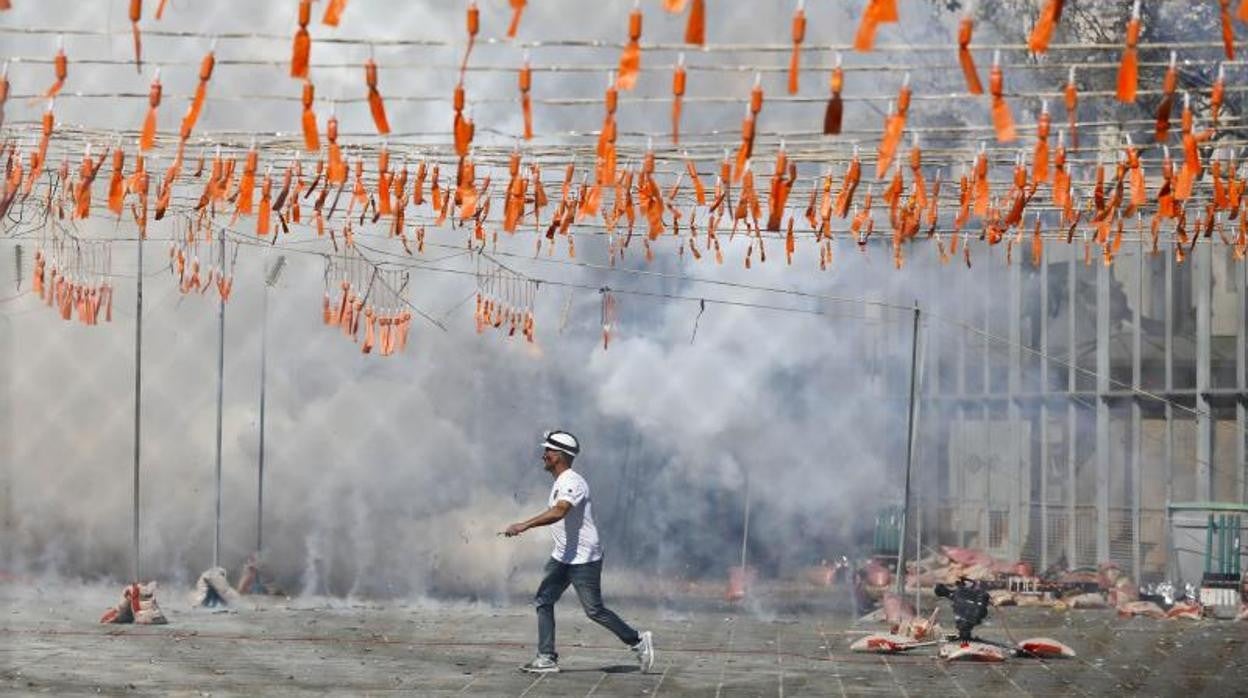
[548,469,602,564]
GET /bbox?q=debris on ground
[100,582,167,625]
[192,567,241,607]
[938,640,1008,662]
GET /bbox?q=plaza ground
[2,579,1245,696]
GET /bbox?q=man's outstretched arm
[503,500,572,537]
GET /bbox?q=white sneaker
[631,630,655,673]
[520,654,560,673]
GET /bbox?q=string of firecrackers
[322,245,412,356]
[6,2,1248,153]
[4,109,1248,283]
[166,232,237,302]
[26,234,115,326]
[4,7,1248,269]
[474,254,537,342]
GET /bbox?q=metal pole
[213,233,225,570]
[1096,251,1111,564]
[1067,246,1078,567]
[739,469,750,571]
[1196,240,1212,502]
[956,271,968,547]
[896,303,921,595]
[1132,246,1143,583]
[257,281,268,554]
[0,316,11,568]
[1040,253,1050,572]
[1237,256,1246,504]
[1165,251,1177,582]
[1008,259,1022,561]
[132,236,144,583]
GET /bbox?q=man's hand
[502,502,569,537]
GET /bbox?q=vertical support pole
[257,280,269,555]
[957,273,969,547]
[213,233,226,570]
[896,303,922,595]
[1165,251,1177,581]
[1096,248,1111,564]
[1009,257,1023,561]
[1225,515,1231,574]
[1205,513,1214,575]
[1196,240,1213,502]
[983,268,992,551]
[132,236,144,584]
[1236,256,1245,504]
[1132,246,1143,582]
[0,315,11,570]
[1068,245,1079,566]
[1040,251,1050,571]
[740,469,751,571]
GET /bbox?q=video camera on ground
[934,577,990,642]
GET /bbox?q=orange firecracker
[825,53,844,135]
[140,69,161,151]
[364,58,390,135]
[292,0,311,78]
[788,0,806,94]
[1028,0,1063,55]
[990,51,1016,142]
[617,3,643,90]
[957,13,983,94]
[1117,1,1141,103]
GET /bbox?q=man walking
[503,430,655,674]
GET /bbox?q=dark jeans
[534,557,640,660]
